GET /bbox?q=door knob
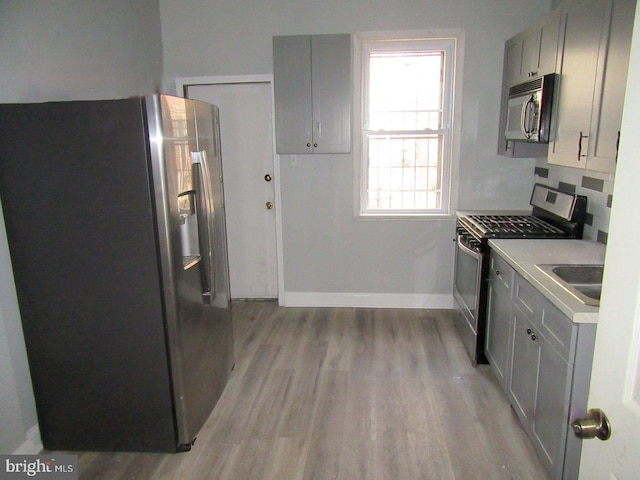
[264,174,272,182]
[265,202,273,210]
[571,408,611,440]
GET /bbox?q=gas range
[453,184,587,365]
[459,213,571,242]
[458,184,587,246]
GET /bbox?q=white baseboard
[282,292,454,309]
[12,424,42,454]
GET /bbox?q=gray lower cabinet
[485,253,514,389]
[485,250,597,480]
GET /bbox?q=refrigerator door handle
[191,151,216,304]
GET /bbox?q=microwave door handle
[521,95,535,139]
[520,98,528,138]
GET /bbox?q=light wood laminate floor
[69,301,549,479]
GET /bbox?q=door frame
[175,75,284,305]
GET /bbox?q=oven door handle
[457,235,482,260]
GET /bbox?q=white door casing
[179,76,283,302]
[578,10,640,479]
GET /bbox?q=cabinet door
[585,0,636,172]
[273,36,313,154]
[311,34,351,154]
[485,254,514,390]
[505,35,524,86]
[536,8,562,77]
[548,0,612,169]
[520,28,541,80]
[533,341,573,478]
[508,308,540,425]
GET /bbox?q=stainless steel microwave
[505,73,556,143]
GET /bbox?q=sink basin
[536,264,604,306]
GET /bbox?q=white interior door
[577,12,640,479]
[187,80,279,300]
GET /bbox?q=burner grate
[462,214,567,239]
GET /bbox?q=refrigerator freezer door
[147,95,233,448]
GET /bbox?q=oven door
[453,231,485,362]
[454,233,483,319]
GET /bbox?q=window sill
[356,212,456,221]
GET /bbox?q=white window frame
[353,30,461,218]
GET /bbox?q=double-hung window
[358,36,456,216]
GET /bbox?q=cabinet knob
[526,328,537,340]
[306,142,312,148]
[495,270,501,276]
[313,143,318,148]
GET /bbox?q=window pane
[368,51,444,131]
[366,134,443,210]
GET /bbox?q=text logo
[0,456,77,480]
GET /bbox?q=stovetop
[459,214,568,240]
[457,184,587,243]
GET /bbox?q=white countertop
[488,239,606,324]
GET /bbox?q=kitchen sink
[536,264,604,307]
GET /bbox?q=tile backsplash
[534,158,614,244]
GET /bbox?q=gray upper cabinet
[497,10,561,157]
[548,0,635,172]
[510,8,562,85]
[273,34,352,155]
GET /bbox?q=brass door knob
[571,408,611,440]
[265,202,273,210]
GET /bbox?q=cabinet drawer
[540,299,575,363]
[513,275,537,318]
[490,253,514,292]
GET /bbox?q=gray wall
[0,1,163,103]
[0,0,163,454]
[160,0,552,304]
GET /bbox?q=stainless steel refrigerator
[0,95,234,452]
